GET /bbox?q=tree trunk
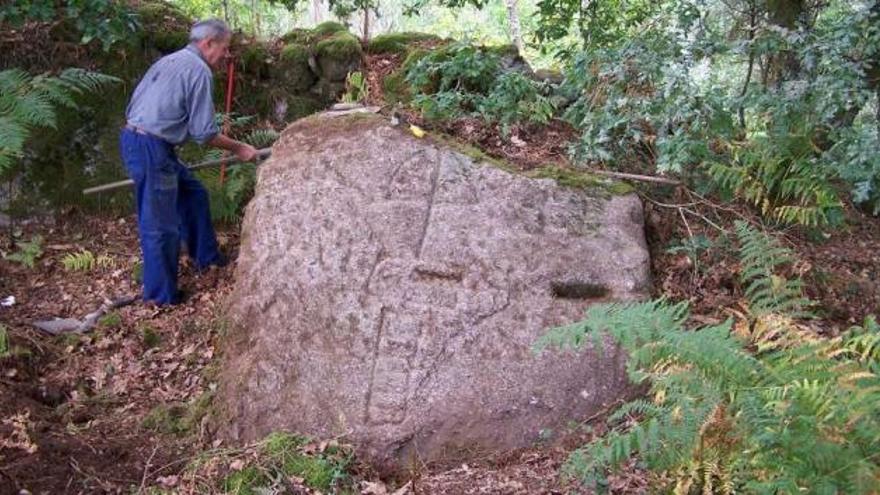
[869,2,880,135]
[504,0,525,54]
[313,0,322,24]
[251,0,261,37]
[362,7,370,43]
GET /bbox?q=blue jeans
[120,128,222,305]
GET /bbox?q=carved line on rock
[364,304,417,426]
[363,305,388,424]
[415,157,441,259]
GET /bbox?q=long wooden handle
[82,148,272,195]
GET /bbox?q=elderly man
[121,19,257,305]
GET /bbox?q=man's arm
[187,70,258,162]
[208,134,258,162]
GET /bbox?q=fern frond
[5,235,43,269]
[244,128,279,148]
[61,249,96,271]
[56,68,121,94]
[735,221,812,318]
[542,298,880,493]
[0,68,119,173]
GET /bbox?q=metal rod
[82,148,272,195]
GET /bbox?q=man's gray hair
[190,19,231,42]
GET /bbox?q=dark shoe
[213,254,230,268]
[173,289,191,304]
[195,254,229,273]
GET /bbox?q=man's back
[126,45,218,145]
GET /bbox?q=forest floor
[2,166,879,495]
[2,55,880,495]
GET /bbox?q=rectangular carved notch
[551,281,609,300]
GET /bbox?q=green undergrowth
[537,225,880,493]
[192,432,356,494]
[141,392,214,436]
[382,48,432,105]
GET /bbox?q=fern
[197,126,278,223]
[4,235,43,269]
[709,137,843,227]
[735,221,812,318]
[341,71,368,104]
[62,249,95,271]
[837,316,880,366]
[0,68,119,173]
[0,324,8,358]
[540,301,880,493]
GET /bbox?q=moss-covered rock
[152,31,190,54]
[240,42,272,79]
[484,43,533,76]
[315,31,363,82]
[312,21,348,36]
[136,0,190,28]
[278,43,317,93]
[282,95,326,122]
[281,27,318,46]
[380,48,432,103]
[311,78,347,103]
[381,70,410,105]
[135,1,191,54]
[366,32,441,54]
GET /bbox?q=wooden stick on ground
[32,295,138,335]
[587,168,682,185]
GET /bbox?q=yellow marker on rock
[409,124,426,138]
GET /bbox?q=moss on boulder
[366,32,440,54]
[136,0,190,27]
[528,166,634,195]
[135,1,191,54]
[533,68,564,85]
[152,31,190,54]
[240,42,272,79]
[312,21,348,36]
[315,31,363,82]
[281,28,318,46]
[283,95,326,121]
[278,43,317,93]
[311,78,347,103]
[381,71,409,105]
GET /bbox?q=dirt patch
[643,187,880,328]
[0,215,237,494]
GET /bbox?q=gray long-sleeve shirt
[125,44,220,145]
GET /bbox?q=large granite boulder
[217,112,651,473]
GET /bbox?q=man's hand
[208,134,260,162]
[236,143,259,162]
